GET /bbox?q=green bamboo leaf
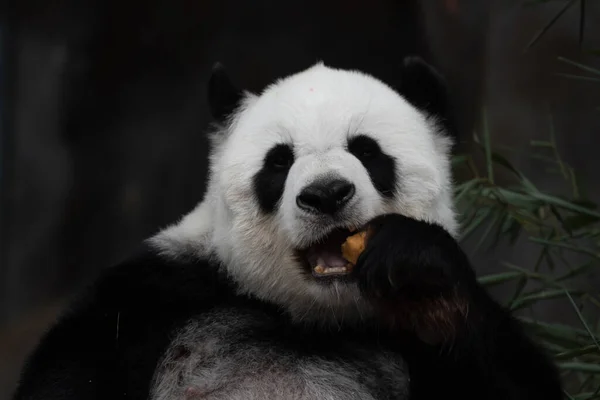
[573,392,600,400]
[458,208,491,243]
[525,0,578,50]
[489,187,542,210]
[478,271,523,286]
[498,212,525,244]
[474,208,504,252]
[559,57,600,76]
[565,391,577,400]
[529,238,600,259]
[454,178,484,206]
[529,329,589,349]
[451,154,470,166]
[565,290,600,353]
[491,152,538,192]
[508,275,530,309]
[519,318,592,348]
[527,192,600,219]
[550,204,573,235]
[557,262,594,282]
[511,289,584,310]
[556,73,600,83]
[568,167,580,199]
[519,318,592,338]
[554,345,600,361]
[558,363,600,373]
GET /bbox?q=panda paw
[355,214,475,340]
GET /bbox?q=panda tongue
[316,252,348,268]
[305,229,353,269]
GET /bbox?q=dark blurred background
[1,0,599,399]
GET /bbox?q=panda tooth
[313,265,349,275]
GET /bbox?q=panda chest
[150,307,410,400]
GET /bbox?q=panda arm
[356,214,563,400]
[12,245,228,400]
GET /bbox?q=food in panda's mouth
[303,227,370,278]
[304,228,357,277]
[340,230,368,266]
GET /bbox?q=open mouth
[296,228,357,280]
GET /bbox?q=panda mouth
[298,228,356,280]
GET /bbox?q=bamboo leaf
[558,363,600,373]
[554,345,599,360]
[559,57,600,76]
[556,73,600,83]
[511,289,584,310]
[565,290,600,353]
[478,271,523,286]
[491,151,538,192]
[527,192,600,219]
[525,0,578,50]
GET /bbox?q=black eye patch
[252,144,295,214]
[347,135,397,198]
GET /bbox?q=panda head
[152,58,459,325]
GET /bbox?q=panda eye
[359,147,375,159]
[265,144,294,171]
[348,135,381,160]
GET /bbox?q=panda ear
[208,63,244,123]
[397,56,450,120]
[396,56,458,142]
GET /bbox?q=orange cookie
[341,230,368,266]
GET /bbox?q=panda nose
[296,179,356,215]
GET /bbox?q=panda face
[153,60,458,324]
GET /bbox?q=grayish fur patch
[150,308,409,400]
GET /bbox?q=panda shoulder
[64,244,234,318]
[12,246,234,400]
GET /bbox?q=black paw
[354,214,475,335]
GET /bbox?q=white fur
[150,63,458,324]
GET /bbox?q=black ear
[208,63,244,123]
[397,56,449,118]
[397,56,458,142]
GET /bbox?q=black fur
[13,215,563,400]
[253,143,295,214]
[347,134,397,198]
[395,56,458,142]
[207,63,244,123]
[12,246,238,400]
[354,214,563,400]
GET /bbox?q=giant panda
[13,57,562,400]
